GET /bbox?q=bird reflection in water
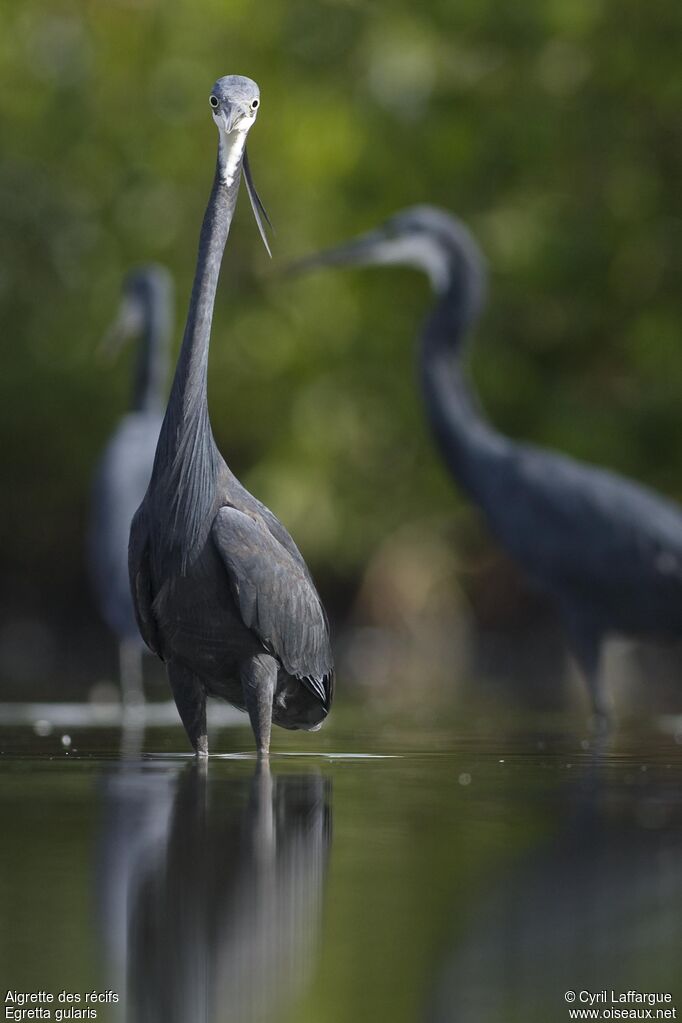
[427,762,682,1022]
[96,762,331,1023]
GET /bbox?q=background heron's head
[209,75,260,137]
[292,205,485,301]
[100,265,173,357]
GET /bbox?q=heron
[129,75,333,757]
[293,206,682,724]
[89,265,173,706]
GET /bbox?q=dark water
[1,716,682,1023]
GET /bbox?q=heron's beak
[98,296,142,361]
[221,103,256,135]
[220,105,238,134]
[285,227,391,276]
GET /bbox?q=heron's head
[209,75,272,256]
[100,264,172,357]
[290,205,485,301]
[209,74,260,137]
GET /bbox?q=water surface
[1,717,681,1022]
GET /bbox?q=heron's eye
[250,98,260,111]
[209,95,219,109]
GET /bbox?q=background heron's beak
[285,227,390,276]
[97,295,143,361]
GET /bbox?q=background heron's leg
[240,653,277,757]
[119,637,144,707]
[167,660,208,756]
[561,608,610,730]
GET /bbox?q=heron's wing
[211,506,333,705]
[128,504,163,658]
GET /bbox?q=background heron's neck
[419,277,507,498]
[132,293,171,414]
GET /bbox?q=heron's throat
[388,236,452,294]
[218,129,247,187]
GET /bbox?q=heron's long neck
[157,143,242,462]
[420,276,506,499]
[170,166,239,426]
[151,136,244,564]
[132,295,170,414]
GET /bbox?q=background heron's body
[89,266,172,703]
[299,207,682,719]
[91,411,163,641]
[437,401,682,636]
[130,76,332,755]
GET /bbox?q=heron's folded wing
[211,506,333,705]
[128,505,163,658]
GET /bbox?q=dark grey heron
[294,206,682,723]
[129,75,333,757]
[89,266,173,706]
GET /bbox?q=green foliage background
[0,6,680,1006]
[0,0,680,627]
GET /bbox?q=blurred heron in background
[129,76,333,757]
[294,207,682,725]
[88,266,173,707]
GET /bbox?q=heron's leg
[240,653,277,757]
[167,660,208,757]
[119,637,144,707]
[561,609,610,732]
